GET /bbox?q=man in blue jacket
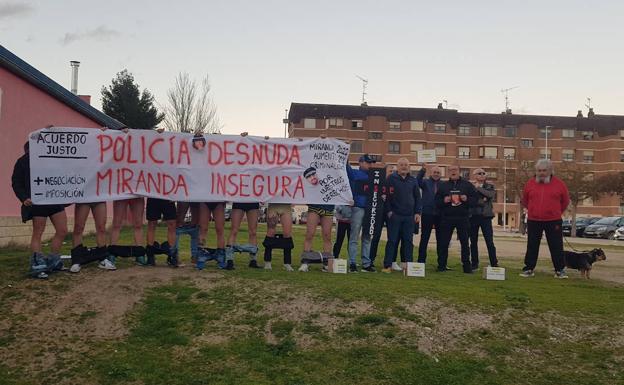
[416,163,442,263]
[346,154,376,272]
[382,158,422,272]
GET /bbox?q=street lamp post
[503,154,512,232]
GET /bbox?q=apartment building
[288,103,624,229]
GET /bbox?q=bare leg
[166,220,176,245]
[212,205,226,249]
[72,204,91,247]
[320,215,333,253]
[147,221,158,245]
[304,212,321,251]
[48,210,68,254]
[110,200,127,245]
[246,209,259,245]
[281,212,293,238]
[92,203,107,247]
[129,198,144,245]
[228,209,244,245]
[31,217,47,253]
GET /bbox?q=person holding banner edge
[69,201,112,273]
[12,140,68,279]
[346,154,377,272]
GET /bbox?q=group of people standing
[13,128,571,280]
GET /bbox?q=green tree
[558,162,602,237]
[101,69,164,129]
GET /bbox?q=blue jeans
[383,213,415,268]
[348,207,372,267]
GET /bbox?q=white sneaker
[264,262,272,271]
[391,262,403,272]
[284,264,294,272]
[98,259,117,270]
[70,264,81,273]
[298,263,309,272]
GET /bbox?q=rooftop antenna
[585,97,592,110]
[501,86,518,113]
[443,99,448,109]
[356,75,368,105]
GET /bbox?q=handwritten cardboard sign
[417,149,437,163]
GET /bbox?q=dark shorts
[308,204,335,217]
[146,198,177,221]
[232,202,260,212]
[76,202,105,209]
[31,204,65,218]
[202,202,225,210]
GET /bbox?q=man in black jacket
[435,164,477,273]
[11,142,68,279]
[469,168,498,270]
[382,158,421,272]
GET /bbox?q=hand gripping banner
[29,128,353,205]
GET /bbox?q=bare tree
[558,162,602,237]
[163,73,221,134]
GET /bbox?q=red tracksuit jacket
[522,176,570,221]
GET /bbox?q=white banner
[29,128,352,205]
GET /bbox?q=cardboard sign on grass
[482,266,506,281]
[328,258,347,274]
[404,262,426,277]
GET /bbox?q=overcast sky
[2,0,624,136]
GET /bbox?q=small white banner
[29,127,352,205]
[482,266,506,281]
[404,262,426,277]
[417,149,437,164]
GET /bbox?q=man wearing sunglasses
[469,168,498,271]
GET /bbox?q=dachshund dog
[562,248,606,279]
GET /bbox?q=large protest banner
[29,127,352,205]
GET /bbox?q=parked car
[562,217,601,237]
[582,216,624,239]
[614,226,624,241]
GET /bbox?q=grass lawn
[0,223,623,385]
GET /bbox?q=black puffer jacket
[434,177,477,218]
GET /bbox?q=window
[620,150,624,162]
[562,129,575,138]
[410,142,424,154]
[480,126,498,136]
[458,146,470,159]
[539,127,552,139]
[389,121,401,131]
[540,149,552,160]
[370,154,383,162]
[581,131,593,140]
[458,125,471,136]
[479,146,498,159]
[351,119,363,129]
[410,121,424,131]
[620,130,624,139]
[583,150,594,163]
[460,168,471,179]
[388,141,401,154]
[503,125,517,137]
[434,144,446,156]
[434,123,446,133]
[368,132,382,140]
[304,118,316,129]
[485,170,498,179]
[350,140,363,153]
[562,149,574,162]
[582,196,594,206]
[503,147,516,160]
[328,118,343,128]
[521,139,533,148]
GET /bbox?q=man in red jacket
[520,159,570,278]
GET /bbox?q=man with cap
[345,154,377,272]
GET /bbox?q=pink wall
[0,67,103,216]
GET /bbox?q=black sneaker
[362,265,376,273]
[248,260,261,269]
[437,266,452,272]
[225,260,235,270]
[349,263,358,273]
[167,254,179,268]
